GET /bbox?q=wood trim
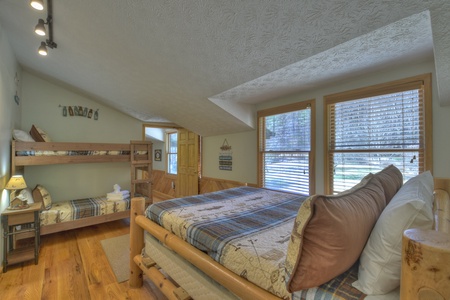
[324,74,430,104]
[152,190,174,201]
[40,210,129,235]
[199,177,250,194]
[11,140,134,174]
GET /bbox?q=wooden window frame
[257,99,316,195]
[324,73,432,194]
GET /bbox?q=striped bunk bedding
[40,196,131,226]
[146,186,367,299]
[16,150,146,156]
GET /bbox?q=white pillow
[13,129,35,142]
[352,171,434,295]
[18,188,34,204]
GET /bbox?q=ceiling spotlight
[38,42,48,56]
[30,0,44,10]
[35,19,46,36]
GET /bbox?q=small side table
[2,203,41,272]
[400,228,450,300]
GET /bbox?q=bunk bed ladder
[130,140,153,205]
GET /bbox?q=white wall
[202,60,450,193]
[202,130,257,183]
[20,71,143,201]
[0,23,22,271]
[152,140,165,171]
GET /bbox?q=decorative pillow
[30,125,51,142]
[352,171,434,295]
[32,184,52,210]
[285,174,386,291]
[373,165,403,204]
[12,129,35,142]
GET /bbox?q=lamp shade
[5,175,27,190]
[38,42,48,56]
[35,19,46,36]
[30,0,44,10]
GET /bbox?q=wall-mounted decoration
[154,149,162,161]
[59,105,99,120]
[14,73,20,105]
[219,139,232,171]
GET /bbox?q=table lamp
[5,175,29,210]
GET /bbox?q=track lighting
[38,42,48,56]
[34,19,46,36]
[31,0,57,56]
[30,0,44,10]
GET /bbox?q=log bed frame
[129,177,450,300]
[11,140,152,235]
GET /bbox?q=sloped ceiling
[0,1,449,136]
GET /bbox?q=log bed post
[130,197,145,287]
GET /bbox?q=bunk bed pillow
[13,129,35,142]
[352,171,434,295]
[285,174,386,291]
[32,184,53,210]
[19,188,34,204]
[30,125,52,142]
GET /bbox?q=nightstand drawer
[7,212,35,226]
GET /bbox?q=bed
[129,165,450,300]
[11,140,150,174]
[34,194,131,235]
[11,127,152,234]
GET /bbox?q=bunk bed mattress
[15,150,144,156]
[40,196,131,226]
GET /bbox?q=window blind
[326,76,430,194]
[258,102,313,195]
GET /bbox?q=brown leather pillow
[373,165,403,204]
[29,125,51,142]
[32,184,52,210]
[285,174,386,291]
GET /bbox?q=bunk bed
[129,166,450,300]
[11,139,152,235]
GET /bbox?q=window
[167,131,178,174]
[325,74,432,194]
[258,100,315,195]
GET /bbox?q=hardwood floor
[0,219,167,300]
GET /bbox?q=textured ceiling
[0,1,449,136]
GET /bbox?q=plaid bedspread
[293,262,366,300]
[146,187,367,300]
[147,187,305,299]
[40,196,131,226]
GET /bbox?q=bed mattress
[40,196,130,226]
[145,186,388,299]
[147,186,304,298]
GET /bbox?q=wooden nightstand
[2,203,41,272]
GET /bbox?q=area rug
[100,234,130,283]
